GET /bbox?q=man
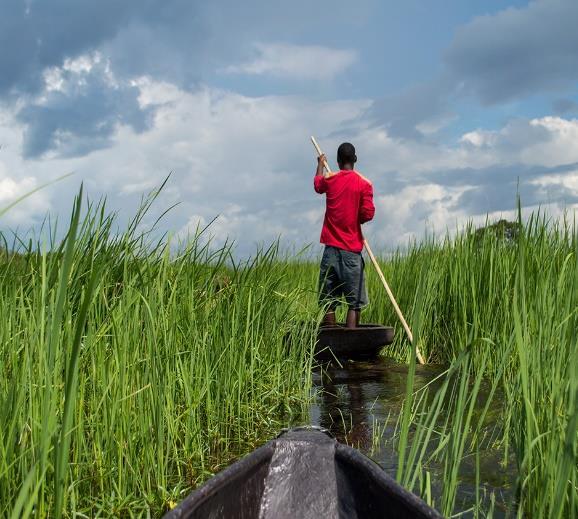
[314,142,375,328]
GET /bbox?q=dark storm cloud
[0,0,203,156]
[0,0,203,96]
[2,0,347,157]
[366,79,452,139]
[16,63,152,158]
[445,0,578,105]
[367,0,578,138]
[0,0,361,99]
[0,0,135,95]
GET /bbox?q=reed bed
[0,190,316,517]
[267,209,578,517]
[2,187,577,517]
[364,212,578,517]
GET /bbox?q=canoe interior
[316,324,394,361]
[165,428,441,519]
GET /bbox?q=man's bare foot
[345,309,360,328]
[322,311,337,326]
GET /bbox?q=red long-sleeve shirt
[314,169,375,253]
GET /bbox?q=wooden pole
[310,136,333,178]
[363,239,425,364]
[310,136,425,365]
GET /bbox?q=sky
[1,0,577,255]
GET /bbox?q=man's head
[337,142,357,169]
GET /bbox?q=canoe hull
[165,427,441,519]
[316,324,394,361]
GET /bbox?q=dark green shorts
[318,246,369,311]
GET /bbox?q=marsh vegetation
[1,192,576,517]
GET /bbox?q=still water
[308,357,515,517]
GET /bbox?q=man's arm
[314,153,328,194]
[359,181,375,223]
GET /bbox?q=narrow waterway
[309,357,515,517]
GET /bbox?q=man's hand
[316,154,327,176]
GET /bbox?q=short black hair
[337,142,356,165]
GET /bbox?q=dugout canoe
[164,427,441,519]
[316,324,394,361]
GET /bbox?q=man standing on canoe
[314,142,375,328]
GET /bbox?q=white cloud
[0,175,51,227]
[0,114,52,226]
[457,116,578,167]
[0,175,35,204]
[530,171,578,193]
[221,42,357,80]
[524,117,578,167]
[0,82,370,253]
[460,130,496,148]
[179,206,296,248]
[43,52,109,94]
[367,183,474,245]
[1,79,578,254]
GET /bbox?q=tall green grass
[373,213,578,517]
[2,187,577,517]
[268,209,577,516]
[0,190,316,516]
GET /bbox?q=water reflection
[309,357,514,516]
[317,376,372,451]
[311,358,444,447]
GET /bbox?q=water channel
[308,357,515,517]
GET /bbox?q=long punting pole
[310,136,425,365]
